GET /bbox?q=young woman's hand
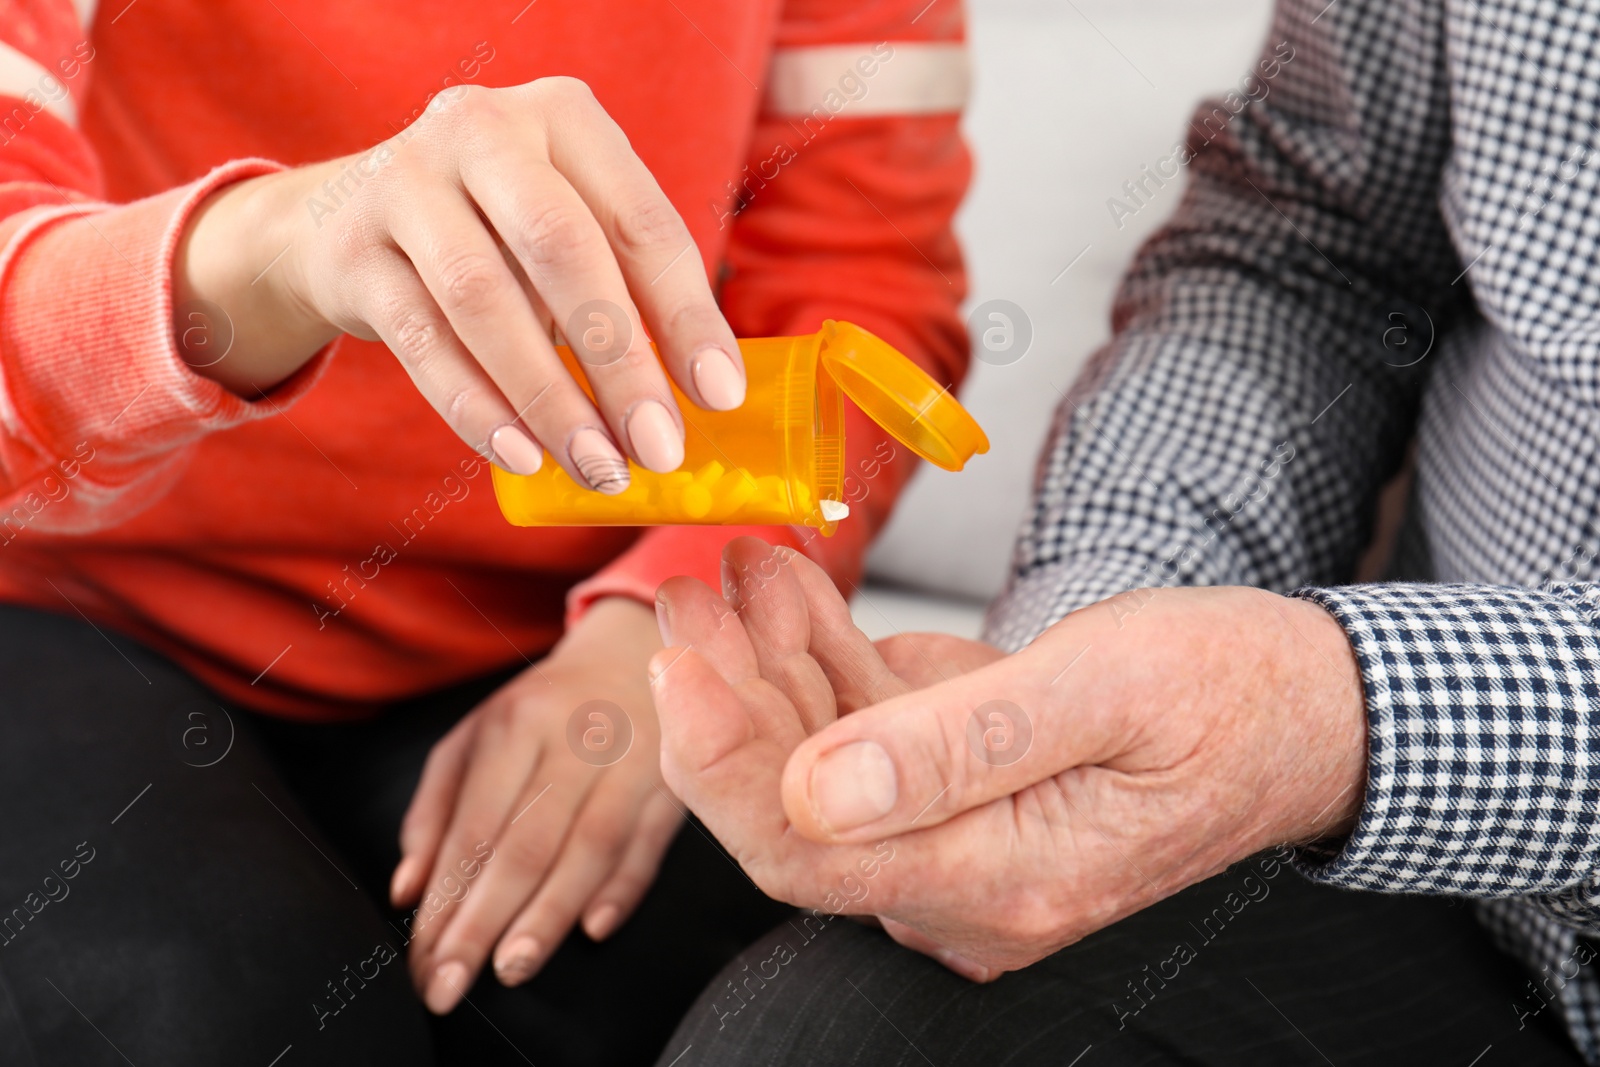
[175,78,745,491]
[391,596,681,1014]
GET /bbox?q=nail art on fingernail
[494,937,542,985]
[568,428,630,494]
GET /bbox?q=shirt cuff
[1287,582,1600,898]
[0,158,335,475]
[565,525,808,629]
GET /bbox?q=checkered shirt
[983,0,1600,1057]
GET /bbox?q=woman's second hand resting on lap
[393,595,681,1014]
[166,78,732,1014]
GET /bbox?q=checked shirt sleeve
[983,0,1466,648]
[1292,582,1600,903]
[1290,582,1600,1059]
[984,2,1600,1057]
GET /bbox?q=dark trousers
[0,604,1584,1066]
[661,856,1585,1066]
[0,604,792,1066]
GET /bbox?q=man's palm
[652,538,1105,976]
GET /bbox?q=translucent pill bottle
[491,320,989,535]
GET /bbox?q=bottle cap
[817,320,990,472]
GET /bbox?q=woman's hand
[391,596,681,1014]
[653,538,1368,981]
[175,78,745,491]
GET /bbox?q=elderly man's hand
[650,538,1368,980]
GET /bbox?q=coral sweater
[0,0,970,718]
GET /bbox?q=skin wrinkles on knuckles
[184,70,730,474]
[658,549,1369,984]
[167,65,746,1011]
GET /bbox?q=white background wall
[861,0,1276,609]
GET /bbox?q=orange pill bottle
[491,320,988,535]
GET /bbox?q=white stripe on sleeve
[0,41,77,126]
[762,42,969,118]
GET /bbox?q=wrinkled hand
[393,597,681,1013]
[652,538,1367,980]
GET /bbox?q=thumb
[779,628,1114,843]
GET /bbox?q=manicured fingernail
[494,937,542,986]
[569,428,630,494]
[489,423,544,475]
[810,741,897,833]
[655,595,673,646]
[692,346,745,410]
[425,961,470,1014]
[389,855,421,905]
[626,399,684,473]
[585,904,621,941]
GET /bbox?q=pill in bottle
[491,320,988,535]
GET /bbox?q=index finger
[392,714,477,907]
[533,81,745,412]
[655,573,807,751]
[649,645,823,902]
[650,646,1063,945]
[724,537,909,718]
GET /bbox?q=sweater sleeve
[0,2,332,535]
[567,0,972,622]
